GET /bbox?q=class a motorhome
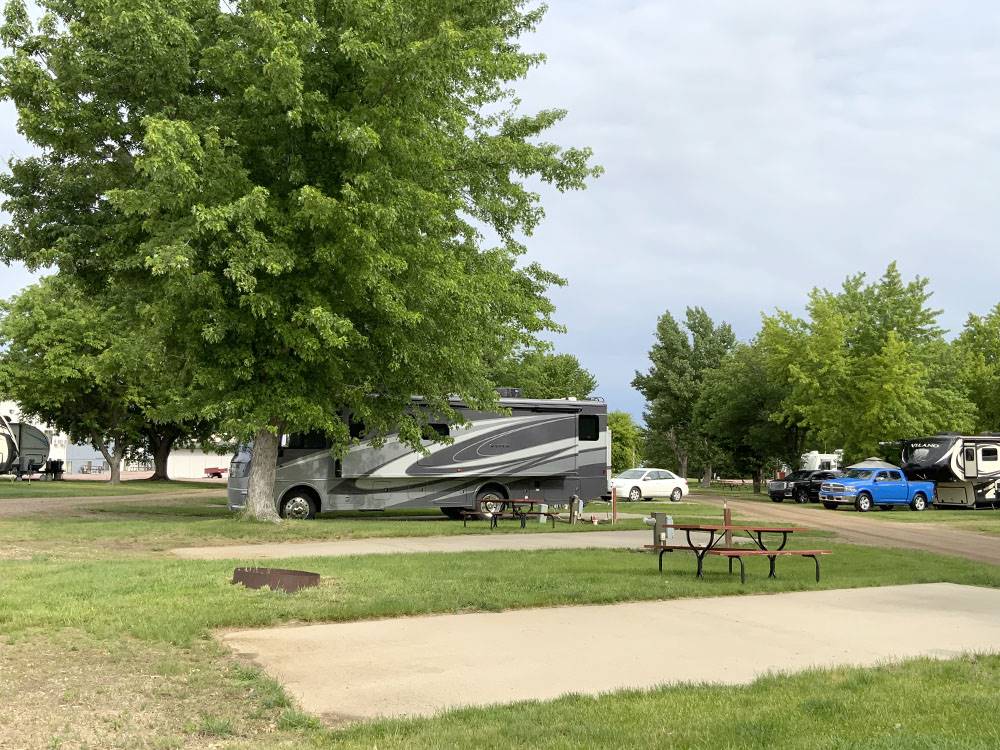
[227,396,610,519]
[899,434,1000,507]
[0,415,50,476]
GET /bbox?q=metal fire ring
[232,567,320,593]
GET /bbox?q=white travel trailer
[227,396,610,519]
[801,450,843,472]
[899,434,1000,508]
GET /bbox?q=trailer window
[982,447,999,462]
[578,415,599,441]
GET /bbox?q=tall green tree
[607,410,641,474]
[759,263,976,462]
[956,303,1000,432]
[0,1,599,519]
[0,277,220,483]
[632,307,735,480]
[696,342,803,491]
[491,349,597,400]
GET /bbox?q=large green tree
[0,1,599,518]
[490,349,597,400]
[0,276,220,483]
[956,303,1000,432]
[632,307,735,480]
[607,410,641,475]
[759,263,976,462]
[695,342,802,491]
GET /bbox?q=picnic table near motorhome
[461,499,560,529]
[646,523,830,583]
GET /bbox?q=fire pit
[232,567,320,593]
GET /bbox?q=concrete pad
[172,529,662,560]
[220,583,1000,722]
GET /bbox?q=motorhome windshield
[844,469,873,479]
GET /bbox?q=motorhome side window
[422,424,450,440]
[285,431,329,450]
[578,414,599,441]
[983,447,999,462]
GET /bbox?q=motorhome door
[963,445,978,479]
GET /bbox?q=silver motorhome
[227,397,610,519]
[899,434,1000,507]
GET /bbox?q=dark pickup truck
[767,470,842,503]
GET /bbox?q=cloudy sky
[3,1,1000,419]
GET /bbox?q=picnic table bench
[460,500,560,529]
[645,523,831,583]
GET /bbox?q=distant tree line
[634,263,1000,491]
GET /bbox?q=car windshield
[617,469,646,479]
[784,471,811,481]
[843,469,873,479]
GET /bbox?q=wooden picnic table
[649,523,829,582]
[461,499,559,529]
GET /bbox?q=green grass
[0,478,223,499]
[2,540,996,645]
[327,655,1000,749]
[4,490,999,748]
[0,499,649,555]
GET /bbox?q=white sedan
[609,468,689,502]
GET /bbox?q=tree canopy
[0,0,599,516]
[608,410,641,475]
[490,349,598,400]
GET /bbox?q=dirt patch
[0,491,221,519]
[0,632,299,750]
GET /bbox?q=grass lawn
[2,494,999,748]
[0,478,225,499]
[0,498,650,558]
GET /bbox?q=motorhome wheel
[280,493,316,520]
[477,489,507,518]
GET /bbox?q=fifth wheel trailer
[227,397,609,519]
[898,434,1000,508]
[0,416,50,476]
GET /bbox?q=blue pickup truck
[818,466,935,512]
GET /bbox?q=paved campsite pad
[173,529,659,560]
[221,583,1000,722]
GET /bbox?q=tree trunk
[147,430,179,481]
[678,454,689,481]
[95,438,125,485]
[244,427,281,522]
[752,469,762,494]
[701,463,712,487]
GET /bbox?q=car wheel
[670,487,683,502]
[822,502,838,510]
[855,493,872,513]
[628,486,642,502]
[795,488,810,504]
[910,492,927,512]
[280,493,316,520]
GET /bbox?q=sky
[3,1,1000,419]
